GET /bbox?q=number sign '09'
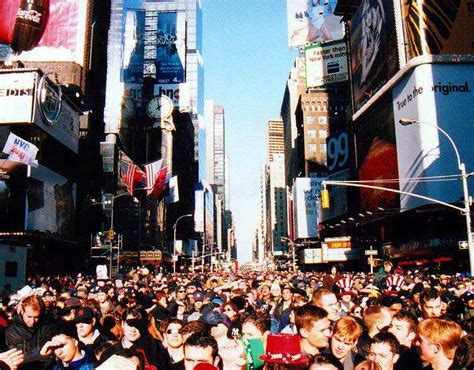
[327,132,348,172]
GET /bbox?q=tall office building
[205,100,225,200]
[267,119,285,162]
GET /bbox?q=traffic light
[321,189,330,209]
[108,228,115,241]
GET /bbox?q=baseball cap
[74,307,95,324]
[202,311,231,328]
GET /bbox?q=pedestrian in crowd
[330,316,364,370]
[322,266,341,290]
[183,333,220,370]
[311,288,341,322]
[356,305,392,359]
[419,289,443,320]
[295,305,332,357]
[40,324,96,370]
[367,333,400,370]
[416,318,463,370]
[387,311,422,370]
[161,318,185,369]
[74,307,108,361]
[5,294,57,362]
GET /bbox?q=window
[308,144,317,152]
[306,116,316,124]
[308,129,317,139]
[319,130,328,139]
[5,262,17,277]
[320,143,327,152]
[318,116,328,124]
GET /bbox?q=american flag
[144,159,171,197]
[120,160,141,195]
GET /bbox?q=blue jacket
[51,351,96,370]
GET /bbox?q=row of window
[307,116,328,124]
[307,129,328,139]
[308,143,327,152]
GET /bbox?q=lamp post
[399,119,473,275]
[173,213,192,274]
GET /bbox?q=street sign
[365,249,378,256]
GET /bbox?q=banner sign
[350,0,399,112]
[144,11,186,84]
[287,0,344,48]
[293,177,325,239]
[2,132,39,167]
[393,63,474,210]
[305,40,348,88]
[0,72,36,124]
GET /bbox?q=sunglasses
[224,308,234,312]
[166,328,182,335]
[178,290,185,293]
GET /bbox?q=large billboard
[393,63,474,210]
[401,0,474,59]
[287,0,344,48]
[0,0,90,67]
[350,0,399,113]
[305,40,348,88]
[293,177,325,239]
[355,94,400,212]
[144,11,186,84]
[26,165,76,236]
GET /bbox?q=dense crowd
[0,261,472,370]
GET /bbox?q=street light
[399,118,473,275]
[173,213,192,274]
[92,192,140,278]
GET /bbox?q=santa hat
[384,275,405,295]
[335,277,356,297]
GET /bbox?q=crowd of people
[0,261,472,370]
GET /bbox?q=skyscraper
[267,119,285,162]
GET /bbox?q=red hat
[193,364,218,370]
[259,334,309,365]
[335,277,356,297]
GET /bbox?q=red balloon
[0,0,21,45]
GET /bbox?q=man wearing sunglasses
[162,319,185,370]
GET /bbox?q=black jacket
[5,315,57,356]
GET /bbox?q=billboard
[0,72,36,124]
[356,94,400,212]
[122,9,145,84]
[26,164,76,236]
[350,0,399,112]
[0,0,90,67]
[293,177,325,239]
[393,63,474,210]
[305,40,348,88]
[287,0,344,48]
[401,0,474,59]
[144,11,186,84]
[194,185,204,233]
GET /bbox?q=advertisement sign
[194,185,204,233]
[356,94,400,212]
[0,72,35,124]
[287,0,344,48]
[154,83,190,109]
[305,40,348,88]
[350,0,399,112]
[0,0,90,67]
[321,242,363,262]
[393,63,474,210]
[293,177,325,239]
[301,248,322,264]
[2,132,39,167]
[144,11,186,84]
[26,164,76,236]
[401,0,474,59]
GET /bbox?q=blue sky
[203,1,297,262]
